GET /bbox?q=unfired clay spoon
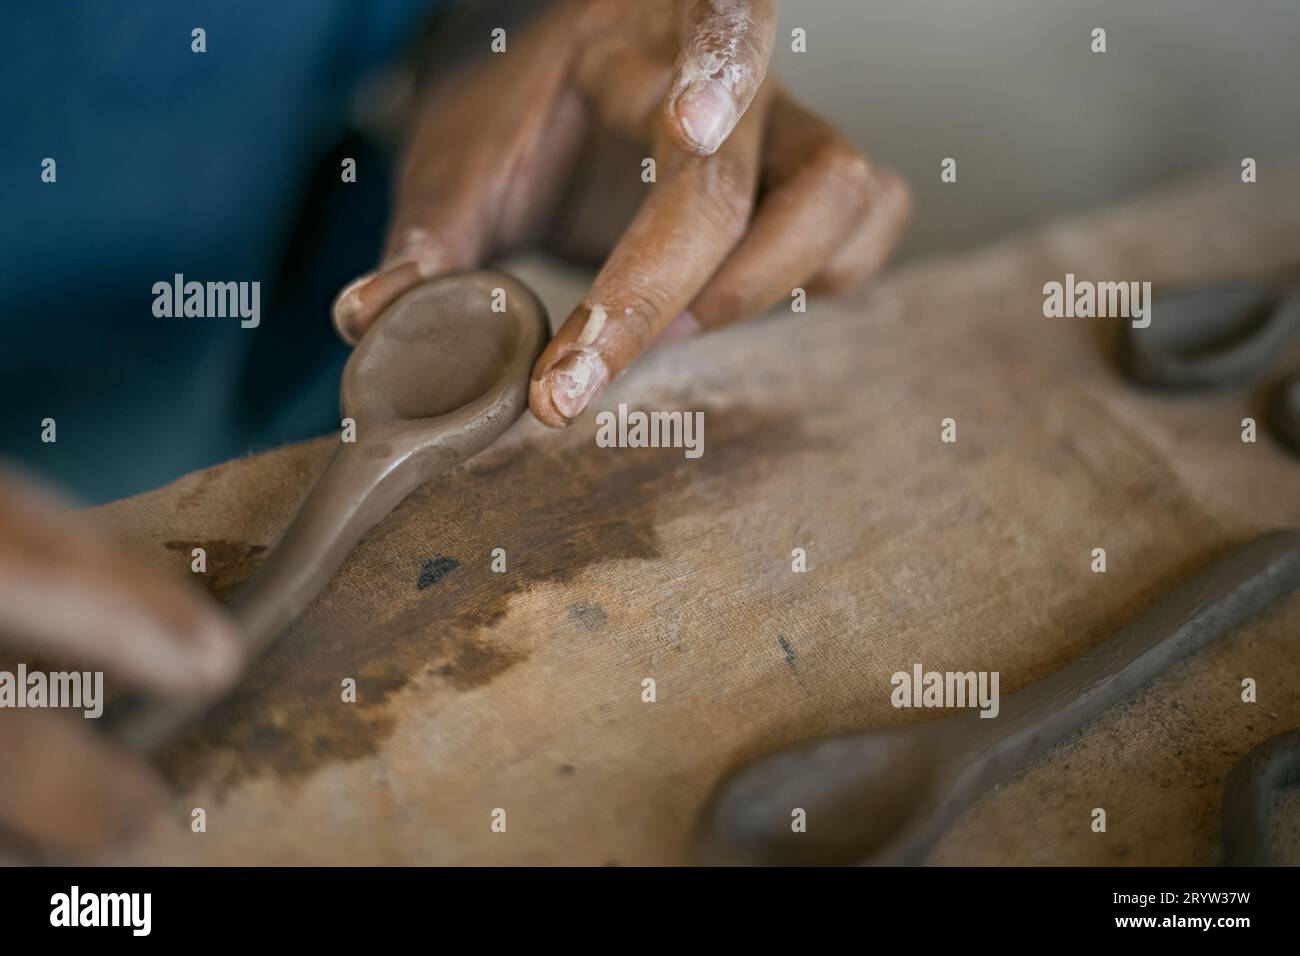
[1221,728,1300,866]
[1119,283,1300,390]
[694,530,1300,866]
[112,270,549,752]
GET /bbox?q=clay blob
[694,530,1300,866]
[1119,284,1300,390]
[1270,371,1300,457]
[1221,728,1300,866]
[113,271,550,752]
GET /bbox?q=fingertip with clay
[331,260,433,346]
[530,347,611,428]
[331,273,375,346]
[529,308,700,427]
[669,79,738,156]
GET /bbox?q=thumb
[331,195,482,345]
[333,3,587,345]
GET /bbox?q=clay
[112,271,549,752]
[1119,284,1300,389]
[1118,283,1300,458]
[1221,728,1300,866]
[1271,371,1300,457]
[693,530,1300,866]
[161,404,813,792]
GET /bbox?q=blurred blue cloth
[0,1,439,502]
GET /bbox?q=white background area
[772,0,1299,257]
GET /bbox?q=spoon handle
[964,530,1300,780]
[1221,728,1300,866]
[230,435,451,660]
[112,434,450,752]
[695,530,1300,867]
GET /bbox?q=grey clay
[694,530,1300,866]
[112,271,550,752]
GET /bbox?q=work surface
[92,171,1300,865]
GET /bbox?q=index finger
[530,83,770,427]
[664,0,776,156]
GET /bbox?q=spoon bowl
[694,726,958,866]
[344,272,536,426]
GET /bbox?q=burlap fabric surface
[90,171,1299,865]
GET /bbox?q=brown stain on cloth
[163,539,268,599]
[159,404,817,792]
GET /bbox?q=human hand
[0,475,241,856]
[332,0,911,426]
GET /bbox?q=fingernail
[675,81,736,155]
[331,273,374,345]
[332,259,432,345]
[543,349,609,423]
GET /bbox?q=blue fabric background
[1,1,440,502]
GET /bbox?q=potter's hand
[0,475,241,856]
[333,0,911,427]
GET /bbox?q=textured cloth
[91,170,1300,865]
